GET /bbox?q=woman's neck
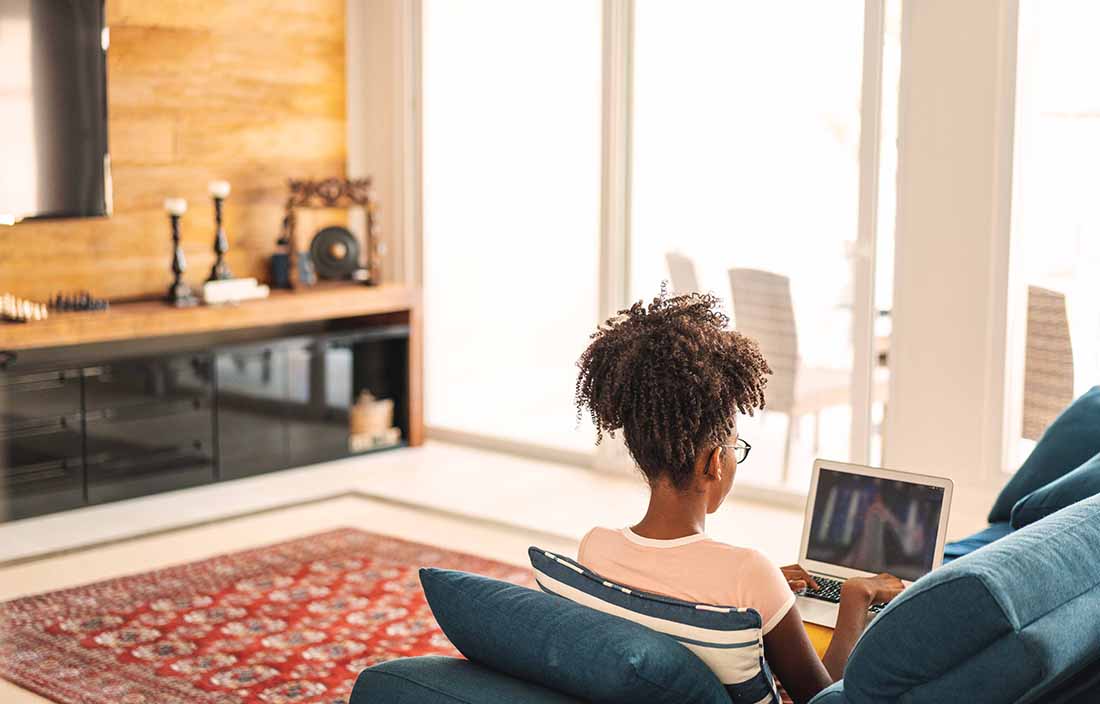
[631,480,708,540]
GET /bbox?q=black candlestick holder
[167,214,198,307]
[208,196,233,281]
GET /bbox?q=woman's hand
[840,572,905,607]
[780,564,819,593]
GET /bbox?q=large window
[422,0,602,451]
[1009,0,1100,463]
[421,2,898,488]
[630,1,895,489]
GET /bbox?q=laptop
[794,459,953,628]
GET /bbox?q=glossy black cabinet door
[284,337,336,467]
[0,369,84,521]
[84,354,215,504]
[215,342,291,480]
[287,331,409,467]
[84,354,212,412]
[85,432,213,505]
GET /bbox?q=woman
[574,290,904,704]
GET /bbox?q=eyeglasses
[720,438,752,464]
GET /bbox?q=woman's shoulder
[582,526,620,540]
[578,526,620,561]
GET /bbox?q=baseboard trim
[0,488,580,570]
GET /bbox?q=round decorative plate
[310,226,361,280]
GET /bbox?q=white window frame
[999,0,1039,475]
[850,0,888,468]
[881,0,1022,535]
[599,0,633,323]
[988,0,1025,486]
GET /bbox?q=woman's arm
[763,606,833,704]
[819,580,876,680]
[764,574,905,704]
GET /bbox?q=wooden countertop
[0,284,421,351]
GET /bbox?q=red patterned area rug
[0,528,530,704]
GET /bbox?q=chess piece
[207,180,233,281]
[1,293,48,322]
[164,198,198,307]
[50,291,109,312]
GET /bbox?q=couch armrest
[807,680,847,704]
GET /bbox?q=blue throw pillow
[418,568,730,704]
[529,547,779,704]
[1011,450,1100,528]
[942,522,1014,563]
[989,386,1100,523]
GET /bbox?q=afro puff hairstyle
[575,288,771,490]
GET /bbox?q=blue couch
[351,494,1100,703]
[810,491,1100,703]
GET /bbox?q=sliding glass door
[421,1,898,488]
[422,0,602,452]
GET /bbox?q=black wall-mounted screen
[0,0,109,220]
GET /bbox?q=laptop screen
[806,468,946,581]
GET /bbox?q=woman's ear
[707,446,723,482]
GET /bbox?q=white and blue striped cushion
[529,547,780,704]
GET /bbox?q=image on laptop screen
[806,469,946,581]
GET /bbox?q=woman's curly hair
[575,288,771,490]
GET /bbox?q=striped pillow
[529,547,780,704]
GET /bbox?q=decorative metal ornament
[285,177,371,209]
[163,199,198,307]
[310,226,361,280]
[208,193,233,282]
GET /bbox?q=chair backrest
[728,268,797,412]
[1023,286,1074,440]
[665,252,701,294]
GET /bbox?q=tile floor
[0,442,807,567]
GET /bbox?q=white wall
[884,0,1019,535]
[346,0,421,285]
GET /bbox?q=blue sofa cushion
[530,547,778,704]
[842,493,1100,704]
[941,521,1013,563]
[350,656,583,703]
[1011,451,1100,529]
[989,386,1100,523]
[419,568,730,704]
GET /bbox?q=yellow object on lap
[804,623,833,659]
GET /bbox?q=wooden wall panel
[0,0,347,301]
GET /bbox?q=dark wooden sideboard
[0,285,423,522]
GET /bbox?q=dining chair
[728,268,887,482]
[665,252,701,295]
[1022,285,1074,441]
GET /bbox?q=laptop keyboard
[802,576,887,613]
[803,576,843,603]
